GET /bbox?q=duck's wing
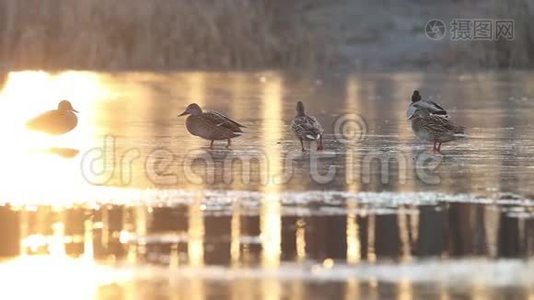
[203,111,245,133]
[27,110,77,135]
[309,116,324,133]
[291,115,323,140]
[188,115,242,139]
[426,100,446,112]
[425,100,448,115]
[408,101,448,118]
[27,111,53,129]
[26,110,69,134]
[422,115,464,134]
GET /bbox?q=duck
[26,100,78,135]
[290,101,324,151]
[406,90,448,119]
[408,106,465,154]
[178,103,245,149]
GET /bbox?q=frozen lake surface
[0,71,533,299]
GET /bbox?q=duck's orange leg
[317,136,324,151]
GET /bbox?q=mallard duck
[26,100,78,135]
[406,90,448,119]
[408,107,465,153]
[178,103,245,149]
[290,101,324,151]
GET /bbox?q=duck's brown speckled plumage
[411,114,464,143]
[409,103,465,153]
[290,101,324,151]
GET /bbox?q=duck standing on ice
[290,101,324,151]
[407,92,465,154]
[178,103,245,149]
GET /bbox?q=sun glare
[0,256,121,300]
[0,71,111,205]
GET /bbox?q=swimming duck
[178,103,245,149]
[406,90,448,119]
[408,107,465,153]
[26,100,78,135]
[290,101,324,151]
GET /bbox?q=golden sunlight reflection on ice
[0,256,120,300]
[260,73,282,270]
[0,71,111,205]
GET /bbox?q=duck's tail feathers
[454,125,465,134]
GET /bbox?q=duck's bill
[406,106,416,120]
[178,111,188,117]
[72,108,79,113]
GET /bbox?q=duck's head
[178,103,203,117]
[58,100,78,113]
[411,90,421,103]
[296,101,305,116]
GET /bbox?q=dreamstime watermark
[80,114,444,187]
[333,113,367,143]
[425,18,514,41]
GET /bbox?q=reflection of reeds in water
[0,0,329,70]
[1,202,534,298]
[1,202,532,265]
[344,76,362,265]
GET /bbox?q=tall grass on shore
[0,0,532,71]
[449,0,534,69]
[0,0,332,70]
[493,0,534,68]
